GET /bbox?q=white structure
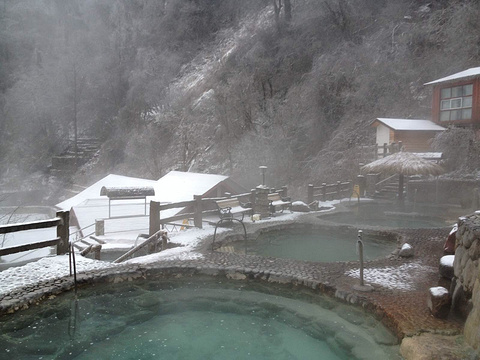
[371,118,445,152]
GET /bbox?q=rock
[464,230,476,249]
[462,259,478,293]
[468,239,480,261]
[443,224,457,255]
[226,272,246,280]
[451,281,471,318]
[399,243,414,258]
[291,201,311,212]
[439,255,454,280]
[400,333,471,360]
[453,245,466,278]
[427,286,451,319]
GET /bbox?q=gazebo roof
[362,152,444,176]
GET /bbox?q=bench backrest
[267,193,281,202]
[216,198,240,209]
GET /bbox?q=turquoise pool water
[223,228,396,262]
[0,278,401,359]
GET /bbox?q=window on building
[439,84,473,121]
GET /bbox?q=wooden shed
[425,67,480,128]
[371,118,445,152]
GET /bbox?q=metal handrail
[113,229,168,263]
[211,219,248,255]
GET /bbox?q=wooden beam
[0,238,60,256]
[159,200,195,211]
[0,217,62,235]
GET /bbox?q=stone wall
[453,212,480,350]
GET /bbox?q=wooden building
[371,118,445,152]
[425,67,480,128]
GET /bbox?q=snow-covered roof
[373,118,445,131]
[424,67,480,86]
[153,171,228,203]
[56,171,230,239]
[56,174,157,211]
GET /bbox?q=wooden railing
[149,196,225,235]
[0,211,69,256]
[358,141,403,163]
[148,187,288,235]
[307,181,353,204]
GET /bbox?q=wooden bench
[268,193,292,214]
[216,198,252,221]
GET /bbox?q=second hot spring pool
[0,277,401,359]
[219,228,397,262]
[319,204,451,229]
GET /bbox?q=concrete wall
[453,212,480,350]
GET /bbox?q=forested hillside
[1,0,480,197]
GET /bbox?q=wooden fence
[148,187,288,235]
[0,211,69,256]
[307,181,353,204]
[358,142,403,164]
[149,196,221,234]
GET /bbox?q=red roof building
[425,67,480,128]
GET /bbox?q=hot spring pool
[319,204,450,229]
[220,228,396,262]
[0,278,400,359]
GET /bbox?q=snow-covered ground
[0,209,311,296]
[345,262,436,291]
[0,255,115,297]
[1,198,387,297]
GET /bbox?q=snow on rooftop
[153,171,228,203]
[56,174,157,211]
[56,171,230,238]
[375,118,446,131]
[424,67,480,85]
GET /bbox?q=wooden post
[56,211,69,255]
[281,186,288,197]
[193,195,202,229]
[357,175,366,197]
[366,174,378,197]
[375,144,378,160]
[95,219,104,236]
[337,181,342,200]
[162,233,168,250]
[149,201,160,236]
[322,183,327,202]
[250,189,256,205]
[398,141,403,152]
[398,174,405,203]
[307,184,314,204]
[383,143,387,157]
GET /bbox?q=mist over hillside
[1,0,479,201]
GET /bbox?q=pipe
[357,230,364,287]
